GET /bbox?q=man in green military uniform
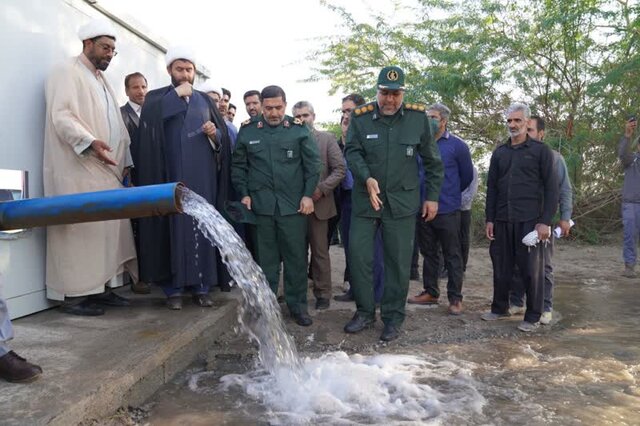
[231,85,321,326]
[344,66,444,341]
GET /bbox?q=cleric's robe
[135,86,231,291]
[43,54,138,300]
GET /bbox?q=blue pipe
[0,183,183,231]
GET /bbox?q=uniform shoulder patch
[404,102,427,112]
[354,102,376,116]
[241,118,252,127]
[293,117,304,126]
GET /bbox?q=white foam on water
[219,351,486,424]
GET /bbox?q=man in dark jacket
[482,102,558,332]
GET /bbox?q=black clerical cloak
[134,86,231,289]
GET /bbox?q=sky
[100,0,379,126]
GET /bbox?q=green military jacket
[345,101,444,218]
[231,115,321,216]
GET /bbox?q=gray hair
[505,102,531,119]
[292,100,314,115]
[428,103,451,121]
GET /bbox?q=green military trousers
[255,208,308,315]
[349,212,416,326]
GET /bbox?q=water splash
[216,352,485,424]
[180,189,301,374]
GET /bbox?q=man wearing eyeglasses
[291,101,346,310]
[42,18,137,316]
[343,66,443,341]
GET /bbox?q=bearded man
[135,46,232,310]
[43,18,137,316]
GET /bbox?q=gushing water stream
[181,189,301,374]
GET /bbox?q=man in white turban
[135,46,232,310]
[42,18,138,315]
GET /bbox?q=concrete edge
[48,299,239,426]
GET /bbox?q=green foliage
[313,0,640,241]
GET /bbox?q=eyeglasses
[95,41,118,56]
[294,113,311,119]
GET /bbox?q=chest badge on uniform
[283,120,290,128]
[257,121,263,129]
[366,134,379,139]
[406,146,414,156]
[286,150,293,159]
[249,140,260,145]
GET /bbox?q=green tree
[312,0,640,241]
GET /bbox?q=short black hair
[222,88,231,99]
[342,93,365,106]
[229,103,236,111]
[243,89,261,102]
[530,114,545,132]
[261,85,286,102]
[124,72,147,90]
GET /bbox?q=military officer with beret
[344,66,444,341]
[231,85,321,326]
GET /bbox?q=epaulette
[403,102,427,112]
[354,102,376,117]
[241,118,252,127]
[292,117,304,126]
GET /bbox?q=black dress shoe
[60,300,104,316]
[292,311,313,327]
[315,298,330,310]
[344,313,374,333]
[89,291,130,307]
[380,324,400,342]
[166,296,183,310]
[0,351,43,383]
[333,292,354,302]
[192,293,213,307]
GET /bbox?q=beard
[87,53,110,71]
[265,115,284,126]
[508,127,526,137]
[171,75,194,87]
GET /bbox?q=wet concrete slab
[0,287,238,426]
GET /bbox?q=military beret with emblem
[377,66,405,90]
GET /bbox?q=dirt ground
[208,238,628,358]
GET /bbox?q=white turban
[165,45,197,67]
[78,18,117,41]
[197,80,222,96]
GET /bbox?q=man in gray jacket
[292,101,346,310]
[619,116,640,278]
